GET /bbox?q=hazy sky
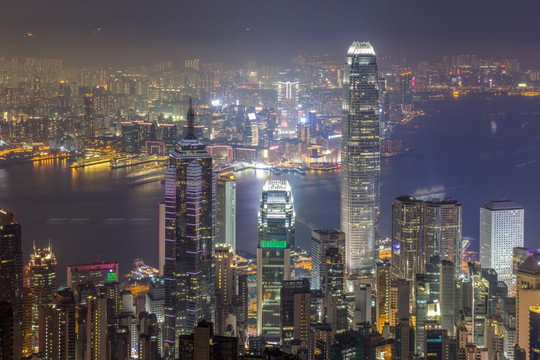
[1,0,539,67]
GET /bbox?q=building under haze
[0,207,23,360]
[163,99,215,357]
[340,41,380,274]
[480,200,524,294]
[257,179,295,344]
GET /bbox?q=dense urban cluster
[1,41,540,360]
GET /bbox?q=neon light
[260,240,287,248]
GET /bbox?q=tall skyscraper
[310,229,345,290]
[391,195,422,282]
[163,99,215,357]
[480,200,524,293]
[256,179,295,344]
[83,93,94,138]
[439,260,456,336]
[27,244,57,351]
[281,279,310,353]
[0,207,23,360]
[216,175,236,253]
[214,243,235,335]
[376,260,391,334]
[38,286,76,359]
[423,198,462,273]
[340,41,380,274]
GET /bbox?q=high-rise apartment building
[340,41,380,274]
[216,175,236,253]
[0,207,23,359]
[163,99,215,356]
[257,179,294,344]
[480,200,524,293]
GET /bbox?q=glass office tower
[163,99,215,357]
[256,179,295,344]
[340,41,380,274]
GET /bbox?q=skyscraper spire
[185,97,197,140]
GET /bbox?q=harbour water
[1,95,540,283]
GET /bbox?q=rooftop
[482,200,523,211]
[347,41,376,56]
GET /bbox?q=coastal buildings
[340,41,380,274]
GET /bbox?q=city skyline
[1,0,540,67]
[2,13,540,355]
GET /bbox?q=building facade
[256,179,294,344]
[340,41,380,274]
[480,200,524,293]
[163,100,215,357]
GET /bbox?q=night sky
[1,0,539,66]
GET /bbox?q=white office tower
[340,41,380,274]
[480,200,524,295]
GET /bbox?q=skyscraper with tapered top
[163,98,215,358]
[340,41,380,274]
[257,179,295,344]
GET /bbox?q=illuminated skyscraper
[391,195,422,282]
[163,99,215,356]
[310,229,345,290]
[340,41,380,274]
[83,93,94,138]
[38,286,76,360]
[28,244,57,351]
[216,175,236,253]
[376,260,391,334]
[257,179,294,344]
[422,198,462,273]
[480,200,524,294]
[277,73,299,130]
[0,207,23,359]
[281,279,310,353]
[214,243,235,335]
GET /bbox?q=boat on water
[127,175,164,186]
[127,163,166,178]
